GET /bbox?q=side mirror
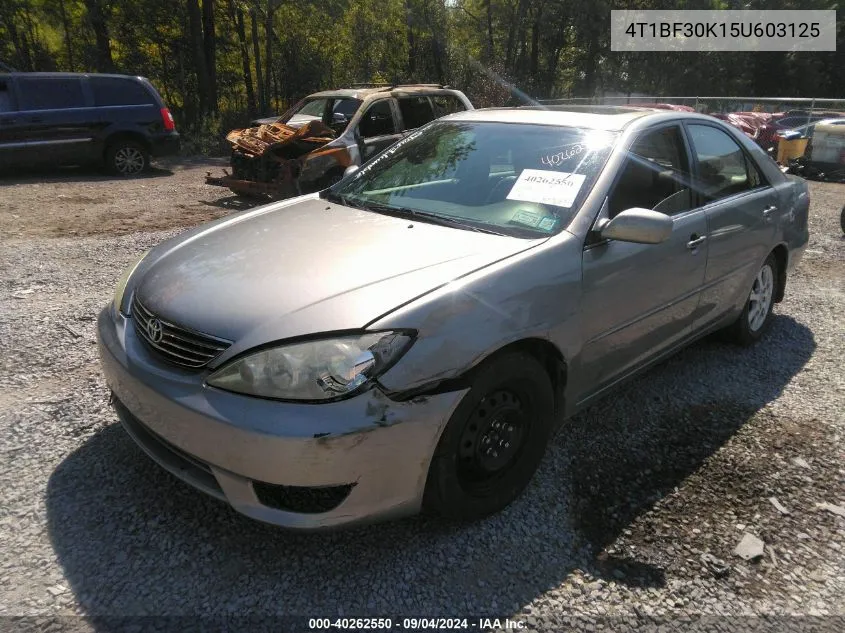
[595,208,673,244]
[332,112,348,124]
[343,164,360,178]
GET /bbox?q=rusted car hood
[135,196,545,347]
[225,119,336,157]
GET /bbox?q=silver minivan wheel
[747,263,774,332]
[106,140,149,176]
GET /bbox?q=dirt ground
[0,158,261,239]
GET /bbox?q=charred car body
[207,84,473,198]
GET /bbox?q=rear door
[355,98,402,161]
[15,75,100,165]
[396,95,437,134]
[579,124,708,400]
[684,122,779,328]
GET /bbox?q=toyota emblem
[147,318,164,343]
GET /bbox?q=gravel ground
[0,163,843,632]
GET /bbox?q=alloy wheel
[747,263,774,332]
[114,146,146,175]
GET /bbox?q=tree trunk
[187,0,210,114]
[228,0,256,115]
[251,6,265,113]
[264,0,275,114]
[202,0,217,111]
[58,0,74,70]
[485,0,494,62]
[83,0,114,72]
[405,0,416,80]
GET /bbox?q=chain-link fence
[537,95,845,124]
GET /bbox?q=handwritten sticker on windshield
[506,169,586,208]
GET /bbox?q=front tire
[423,352,555,521]
[106,140,149,176]
[724,253,779,345]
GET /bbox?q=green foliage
[1,0,843,138]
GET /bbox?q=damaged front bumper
[207,120,355,199]
[97,307,468,529]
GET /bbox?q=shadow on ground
[45,315,814,623]
[0,163,174,184]
[199,194,265,211]
[0,157,228,185]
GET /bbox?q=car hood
[135,196,544,351]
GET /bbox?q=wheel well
[479,338,567,417]
[771,244,788,303]
[103,132,150,158]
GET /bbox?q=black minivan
[0,72,179,175]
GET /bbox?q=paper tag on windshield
[506,170,586,208]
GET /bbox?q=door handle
[0,118,15,125]
[28,117,44,123]
[762,205,777,217]
[687,235,707,250]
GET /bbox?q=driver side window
[608,126,692,218]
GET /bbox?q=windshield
[326,121,617,237]
[281,97,363,132]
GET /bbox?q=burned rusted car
[207,84,473,198]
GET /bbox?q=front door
[577,124,709,403]
[356,99,402,162]
[0,77,30,168]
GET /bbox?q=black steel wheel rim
[456,389,529,493]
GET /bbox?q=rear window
[18,77,86,111]
[90,77,156,106]
[398,96,436,130]
[432,95,467,117]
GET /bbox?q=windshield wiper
[360,202,506,235]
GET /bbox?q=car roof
[0,71,145,81]
[443,106,710,131]
[307,85,465,101]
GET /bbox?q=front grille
[131,295,231,369]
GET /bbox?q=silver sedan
[97,107,809,529]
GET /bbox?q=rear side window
[18,77,86,111]
[90,77,155,106]
[431,95,467,118]
[0,79,12,112]
[398,96,436,130]
[688,124,760,202]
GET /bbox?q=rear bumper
[149,132,180,157]
[96,307,467,529]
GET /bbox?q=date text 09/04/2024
[308,618,527,630]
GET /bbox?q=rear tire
[723,253,779,346]
[840,204,845,235]
[423,352,555,521]
[106,140,149,176]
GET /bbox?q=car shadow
[199,195,265,211]
[0,163,175,184]
[45,314,814,623]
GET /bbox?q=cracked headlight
[206,331,414,401]
[113,250,148,316]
